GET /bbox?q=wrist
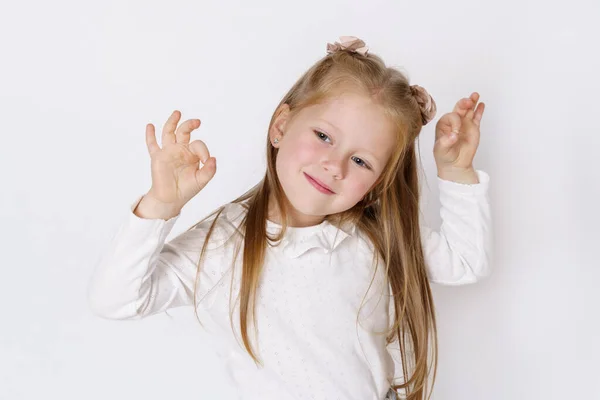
[437,166,479,184]
[133,193,182,221]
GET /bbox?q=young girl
[88,36,492,400]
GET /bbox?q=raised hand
[144,110,216,212]
[433,92,485,171]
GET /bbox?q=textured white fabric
[88,170,492,400]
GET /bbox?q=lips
[304,172,335,195]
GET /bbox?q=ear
[269,103,291,147]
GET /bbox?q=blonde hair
[190,47,438,399]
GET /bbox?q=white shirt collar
[223,202,356,259]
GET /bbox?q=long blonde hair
[190,48,438,399]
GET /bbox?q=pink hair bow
[326,36,369,56]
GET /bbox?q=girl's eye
[352,156,371,169]
[314,130,331,143]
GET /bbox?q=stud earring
[274,138,279,144]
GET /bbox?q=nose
[321,157,345,180]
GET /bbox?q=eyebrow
[318,119,341,133]
[316,119,382,163]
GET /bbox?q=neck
[266,194,325,227]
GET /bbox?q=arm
[421,169,493,285]
[87,195,228,320]
[385,168,491,392]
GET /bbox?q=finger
[442,130,459,148]
[435,128,458,153]
[466,108,475,121]
[195,157,217,190]
[175,119,201,145]
[444,112,462,134]
[466,92,481,119]
[161,110,180,146]
[188,139,211,164]
[145,123,161,156]
[472,102,485,126]
[453,98,473,116]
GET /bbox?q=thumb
[444,131,459,147]
[446,112,462,135]
[195,157,217,189]
[435,130,458,154]
[441,113,461,148]
[437,112,461,139]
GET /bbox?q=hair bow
[326,36,369,56]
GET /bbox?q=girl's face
[270,92,397,227]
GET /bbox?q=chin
[284,190,328,216]
[285,189,357,218]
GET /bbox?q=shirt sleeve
[87,195,231,320]
[420,169,493,285]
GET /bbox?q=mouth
[304,172,335,195]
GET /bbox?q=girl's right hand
[144,110,217,211]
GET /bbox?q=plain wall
[1,0,598,398]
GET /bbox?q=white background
[1,0,598,399]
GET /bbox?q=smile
[304,172,335,195]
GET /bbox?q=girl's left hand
[433,92,485,171]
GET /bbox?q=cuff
[437,169,490,195]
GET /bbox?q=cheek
[279,134,322,167]
[344,174,375,199]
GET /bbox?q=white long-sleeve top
[88,170,492,400]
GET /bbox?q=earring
[274,138,279,144]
